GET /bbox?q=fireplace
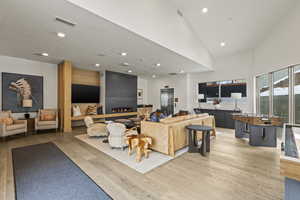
[111,107,133,113]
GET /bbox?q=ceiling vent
[168,73,178,76]
[55,17,76,27]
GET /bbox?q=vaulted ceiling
[172,0,298,57]
[0,0,297,77]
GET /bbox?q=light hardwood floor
[0,128,283,200]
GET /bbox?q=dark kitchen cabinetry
[194,108,241,129]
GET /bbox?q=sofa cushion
[6,123,26,131]
[38,120,57,126]
[0,117,14,126]
[0,111,11,119]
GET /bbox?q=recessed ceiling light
[57,32,66,38]
[41,53,49,57]
[121,52,127,56]
[152,74,156,78]
[123,62,129,66]
[128,70,132,73]
[179,69,185,73]
[202,8,208,13]
[156,63,161,67]
[95,64,100,67]
[220,42,226,47]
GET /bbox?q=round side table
[185,125,213,156]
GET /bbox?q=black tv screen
[72,84,100,103]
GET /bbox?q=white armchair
[0,111,27,140]
[106,123,128,150]
[84,116,108,137]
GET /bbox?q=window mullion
[269,72,273,117]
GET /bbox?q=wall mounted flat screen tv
[72,84,100,103]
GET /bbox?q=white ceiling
[0,0,298,77]
[172,0,298,57]
[0,0,210,77]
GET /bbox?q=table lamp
[231,93,242,111]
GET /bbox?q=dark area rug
[12,142,112,200]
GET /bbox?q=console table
[71,112,138,121]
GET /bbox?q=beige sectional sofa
[141,113,216,157]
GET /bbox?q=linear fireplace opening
[112,107,133,113]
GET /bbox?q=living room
[1,0,300,200]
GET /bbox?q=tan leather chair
[84,116,108,137]
[35,109,58,132]
[0,111,27,140]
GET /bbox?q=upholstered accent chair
[0,111,27,140]
[84,116,108,137]
[106,123,128,150]
[35,109,58,132]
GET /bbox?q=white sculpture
[9,78,33,107]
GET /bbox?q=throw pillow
[73,105,82,117]
[86,105,97,115]
[40,110,56,121]
[42,113,55,121]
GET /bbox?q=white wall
[137,77,148,105]
[0,55,57,118]
[188,51,254,113]
[253,2,300,74]
[147,74,189,113]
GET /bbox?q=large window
[257,74,269,115]
[256,65,300,124]
[273,69,289,122]
[295,65,300,124]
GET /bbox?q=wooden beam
[72,67,100,86]
[58,61,72,133]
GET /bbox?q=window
[256,65,300,124]
[257,74,269,115]
[295,65,300,124]
[273,69,289,122]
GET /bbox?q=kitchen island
[232,113,282,147]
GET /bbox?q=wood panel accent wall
[58,61,72,132]
[72,67,100,86]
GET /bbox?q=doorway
[160,88,174,116]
